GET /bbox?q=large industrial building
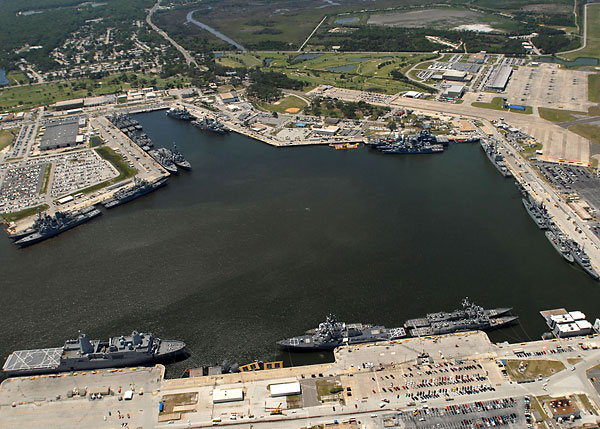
[485,65,513,91]
[39,117,84,151]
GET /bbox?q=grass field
[590,74,600,103]
[6,70,28,85]
[256,94,307,113]
[504,359,565,382]
[472,97,533,114]
[0,128,16,150]
[565,3,600,61]
[241,52,434,95]
[538,107,585,122]
[0,73,190,113]
[569,124,600,145]
[2,204,49,223]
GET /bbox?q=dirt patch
[286,107,301,113]
[367,9,485,28]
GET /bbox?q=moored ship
[192,116,229,134]
[166,107,195,121]
[545,230,575,263]
[404,298,518,337]
[481,140,512,177]
[277,315,406,351]
[2,331,186,376]
[103,177,168,209]
[14,208,102,248]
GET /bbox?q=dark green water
[1,110,598,377]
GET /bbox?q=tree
[387,120,397,132]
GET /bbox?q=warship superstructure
[567,240,600,280]
[481,140,512,177]
[170,143,192,170]
[2,331,186,376]
[103,177,168,209]
[14,207,101,248]
[149,149,178,175]
[192,116,229,134]
[545,230,575,263]
[166,107,195,121]
[277,315,407,351]
[522,195,549,229]
[368,131,444,155]
[108,114,154,151]
[404,298,518,337]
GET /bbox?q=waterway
[0,69,9,86]
[186,11,246,52]
[1,110,599,377]
[536,56,598,68]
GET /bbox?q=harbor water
[1,109,599,377]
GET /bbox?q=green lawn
[6,70,28,85]
[251,52,434,95]
[589,74,600,103]
[538,107,585,123]
[504,359,565,382]
[0,128,16,150]
[569,124,600,145]
[256,94,307,113]
[0,73,190,113]
[472,97,532,114]
[2,204,49,223]
[565,3,600,61]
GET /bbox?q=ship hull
[3,340,186,377]
[15,210,101,248]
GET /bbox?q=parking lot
[393,397,525,428]
[505,64,593,111]
[0,161,46,213]
[535,161,600,210]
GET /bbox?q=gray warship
[2,331,186,376]
[14,207,102,248]
[192,116,229,134]
[545,230,575,263]
[166,107,195,121]
[404,298,518,337]
[522,194,549,229]
[277,315,406,351]
[567,240,600,280]
[369,131,444,155]
[170,143,192,170]
[103,177,168,209]
[481,140,512,177]
[149,149,178,175]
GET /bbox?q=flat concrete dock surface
[3,333,600,428]
[0,366,163,428]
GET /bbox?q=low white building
[213,388,244,404]
[269,381,301,397]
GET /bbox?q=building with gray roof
[485,65,513,91]
[40,117,82,151]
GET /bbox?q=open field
[0,128,16,150]
[570,124,600,146]
[472,97,533,114]
[504,360,565,382]
[538,107,586,122]
[590,74,600,103]
[256,94,307,114]
[244,52,434,94]
[0,74,189,113]
[565,3,600,61]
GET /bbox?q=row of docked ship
[103,177,168,209]
[277,298,518,351]
[108,113,191,174]
[8,206,102,247]
[367,130,445,155]
[166,105,231,134]
[519,185,599,280]
[480,139,512,177]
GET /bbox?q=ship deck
[2,347,62,372]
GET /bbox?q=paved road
[146,0,198,67]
